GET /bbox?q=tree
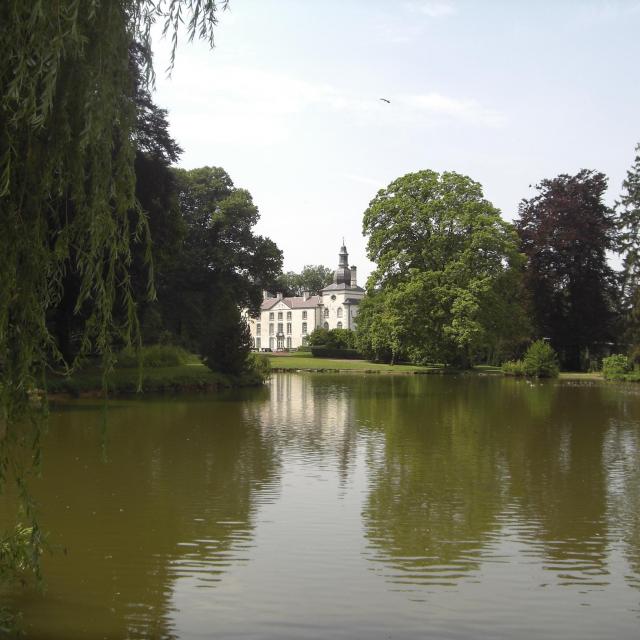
[359,170,528,367]
[617,143,640,353]
[47,45,186,359]
[0,0,228,624]
[274,265,333,296]
[161,167,282,373]
[516,170,617,370]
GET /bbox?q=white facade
[247,244,365,350]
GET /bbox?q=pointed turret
[334,243,352,285]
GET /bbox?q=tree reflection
[6,396,280,639]
[360,376,508,587]
[360,377,640,592]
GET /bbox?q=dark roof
[343,297,363,305]
[260,295,321,311]
[321,282,365,292]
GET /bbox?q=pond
[2,374,640,639]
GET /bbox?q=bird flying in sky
[379,98,390,103]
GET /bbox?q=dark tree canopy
[617,143,640,351]
[1,1,228,400]
[159,167,282,373]
[516,170,617,369]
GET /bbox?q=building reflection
[243,373,361,484]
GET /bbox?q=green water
[2,374,640,639]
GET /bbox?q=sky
[152,0,640,284]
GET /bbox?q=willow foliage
[0,0,227,616]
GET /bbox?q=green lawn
[268,354,446,373]
[558,371,604,380]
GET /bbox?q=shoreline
[42,361,607,399]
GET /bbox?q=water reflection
[2,375,640,639]
[358,376,640,596]
[7,397,280,639]
[243,374,362,484]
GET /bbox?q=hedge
[310,346,362,359]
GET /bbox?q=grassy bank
[43,356,606,397]
[268,354,437,373]
[45,363,262,397]
[267,354,504,374]
[268,354,605,379]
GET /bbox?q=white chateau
[248,243,365,350]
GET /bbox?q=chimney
[277,292,283,300]
[350,266,357,287]
[302,290,309,301]
[262,290,269,300]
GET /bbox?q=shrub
[245,353,272,383]
[307,327,356,349]
[602,354,632,379]
[117,344,191,368]
[501,359,526,376]
[310,346,362,359]
[307,327,330,346]
[201,307,252,375]
[522,340,559,378]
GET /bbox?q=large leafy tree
[516,170,617,370]
[617,144,640,353]
[359,170,528,367]
[161,167,282,373]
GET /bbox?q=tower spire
[334,241,351,285]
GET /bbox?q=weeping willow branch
[0,0,228,623]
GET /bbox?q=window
[269,312,274,320]
[256,337,261,349]
[302,310,307,320]
[278,323,283,334]
[269,323,274,335]
[286,337,292,349]
[256,323,261,334]
[287,311,292,320]
[324,308,329,318]
[278,311,283,320]
[337,322,343,329]
[269,337,275,349]
[323,322,329,330]
[337,307,343,318]
[286,323,292,334]
[302,322,307,334]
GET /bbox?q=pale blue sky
[153,0,640,283]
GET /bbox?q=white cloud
[343,173,383,187]
[398,93,506,127]
[404,1,458,18]
[155,59,505,153]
